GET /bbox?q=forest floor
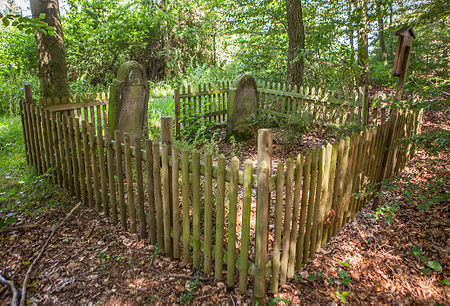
[0,106,448,304]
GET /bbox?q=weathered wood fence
[20,84,422,301]
[174,81,394,139]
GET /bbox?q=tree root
[0,274,19,306]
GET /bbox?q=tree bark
[376,0,388,64]
[355,0,370,85]
[286,0,305,88]
[31,0,69,100]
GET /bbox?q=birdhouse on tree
[392,26,416,77]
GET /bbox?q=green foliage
[411,245,422,256]
[333,291,349,303]
[0,12,54,35]
[268,296,290,305]
[179,277,199,304]
[338,259,351,267]
[0,24,40,116]
[370,61,397,87]
[426,260,442,272]
[337,270,351,285]
[440,279,450,286]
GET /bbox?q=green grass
[0,116,27,176]
[147,96,174,139]
[0,116,71,228]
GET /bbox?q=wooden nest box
[392,26,416,77]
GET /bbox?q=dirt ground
[1,108,448,304]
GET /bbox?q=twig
[0,274,19,306]
[0,224,41,234]
[19,202,82,306]
[230,294,236,306]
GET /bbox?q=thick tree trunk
[355,0,370,85]
[31,0,69,100]
[376,0,388,64]
[286,0,305,88]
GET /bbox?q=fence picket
[240,159,253,292]
[114,130,126,229]
[135,137,147,239]
[254,161,270,302]
[214,155,226,280]
[162,144,172,255]
[204,153,213,273]
[296,151,311,268]
[271,161,284,293]
[68,113,80,198]
[227,157,239,286]
[181,149,190,263]
[280,158,294,285]
[98,124,109,216]
[90,122,101,211]
[288,154,304,277]
[172,147,181,258]
[153,142,164,249]
[146,139,156,244]
[105,128,117,222]
[303,149,319,261]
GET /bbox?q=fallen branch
[0,224,41,234]
[19,202,82,306]
[0,274,19,306]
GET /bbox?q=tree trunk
[376,0,388,65]
[347,0,354,61]
[389,2,394,59]
[286,0,305,88]
[355,0,370,85]
[159,0,171,79]
[31,0,69,100]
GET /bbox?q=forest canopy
[0,0,448,115]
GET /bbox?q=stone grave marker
[108,61,149,138]
[226,74,258,139]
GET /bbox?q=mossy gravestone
[226,74,258,139]
[108,61,149,138]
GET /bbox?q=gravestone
[226,74,258,139]
[108,61,149,138]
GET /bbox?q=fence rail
[174,81,396,139]
[20,84,422,301]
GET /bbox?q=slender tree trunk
[31,0,69,100]
[347,0,354,60]
[389,1,394,59]
[286,0,305,88]
[355,0,370,85]
[159,0,171,79]
[376,0,388,64]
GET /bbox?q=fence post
[257,129,273,173]
[254,160,270,303]
[161,117,173,254]
[174,89,181,139]
[21,85,33,164]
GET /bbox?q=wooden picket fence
[20,84,422,301]
[174,81,395,139]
